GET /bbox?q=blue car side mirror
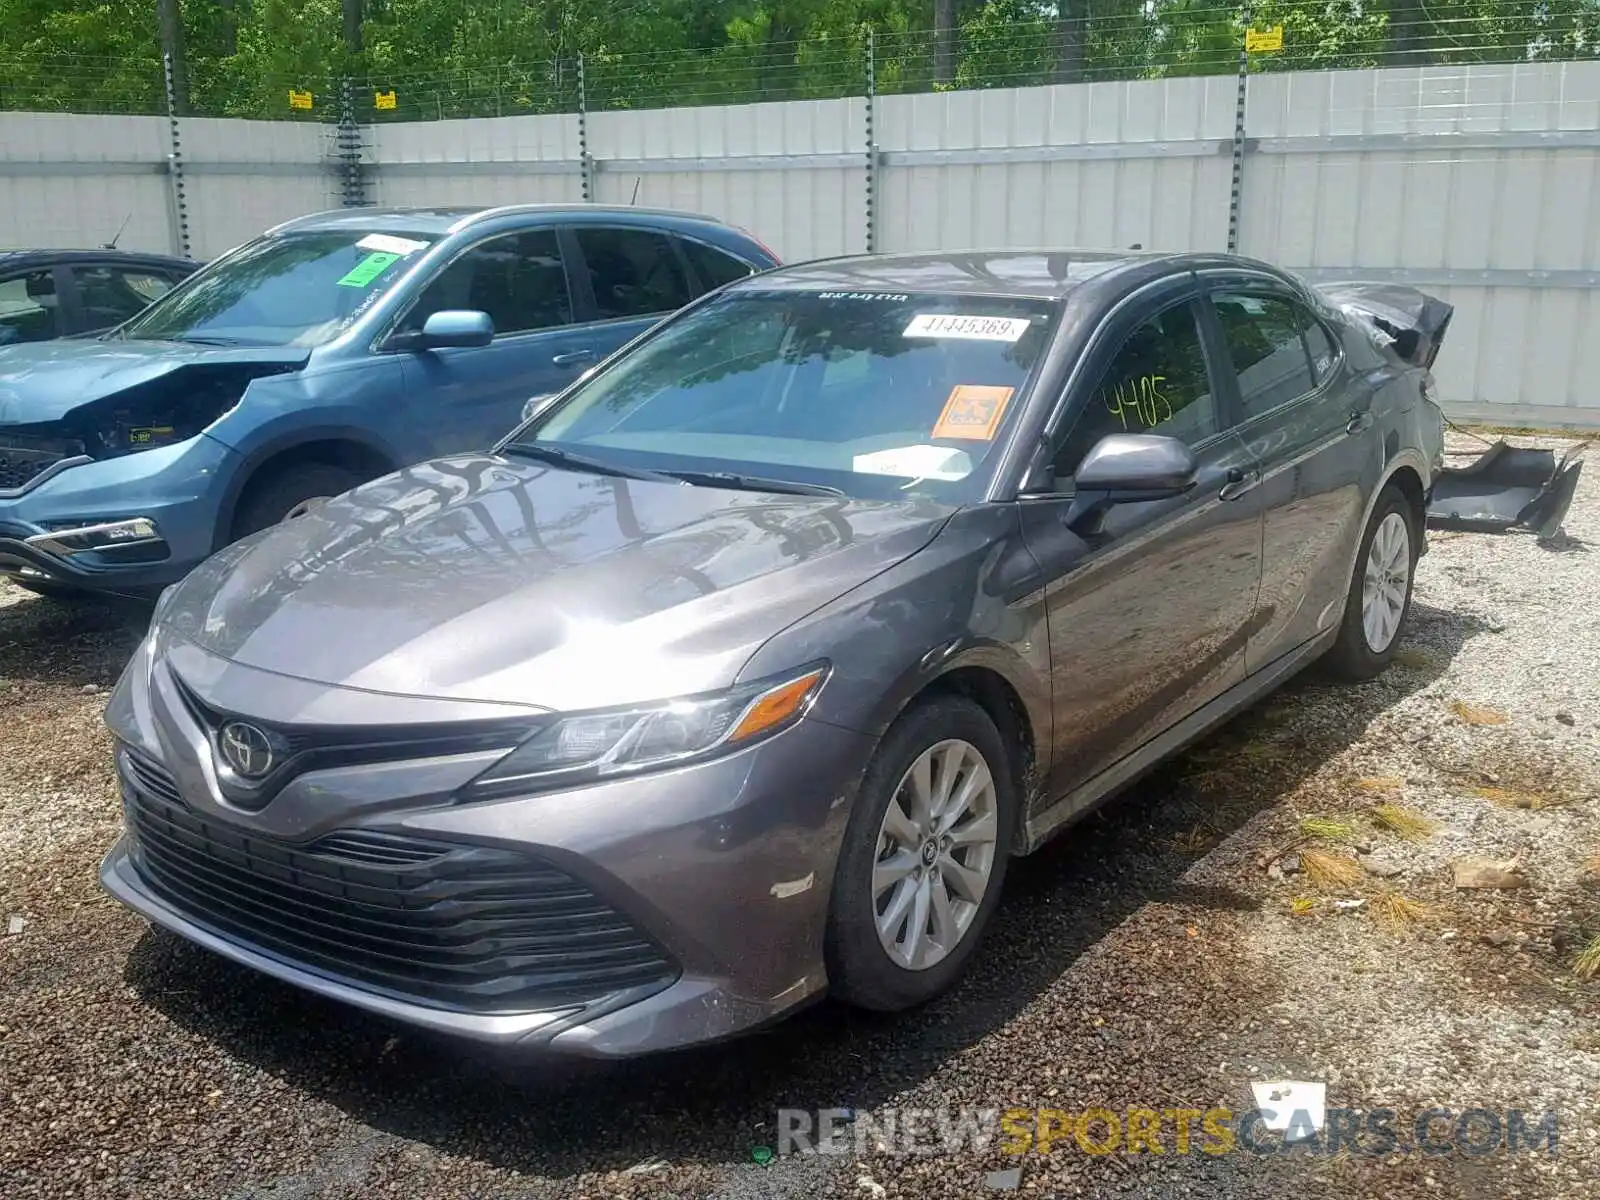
[415,310,494,350]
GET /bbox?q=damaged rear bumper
[1425,439,1588,540]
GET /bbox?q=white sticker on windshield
[853,445,973,482]
[903,313,1030,342]
[356,233,429,256]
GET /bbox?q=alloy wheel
[1361,510,1411,653]
[871,738,1000,971]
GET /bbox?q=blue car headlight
[465,663,828,797]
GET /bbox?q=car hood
[162,454,956,711]
[0,338,308,423]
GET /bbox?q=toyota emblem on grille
[219,721,275,779]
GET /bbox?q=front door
[395,227,605,454]
[1019,289,1264,806]
[65,262,182,336]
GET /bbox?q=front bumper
[0,434,235,595]
[101,666,879,1056]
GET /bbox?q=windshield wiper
[501,442,686,486]
[665,470,844,498]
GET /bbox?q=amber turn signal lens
[729,669,825,743]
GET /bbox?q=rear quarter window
[681,238,758,293]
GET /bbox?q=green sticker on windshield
[336,251,400,288]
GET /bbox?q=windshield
[521,289,1059,500]
[116,230,435,348]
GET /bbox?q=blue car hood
[0,338,309,424]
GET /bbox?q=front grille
[0,446,62,491]
[168,673,536,811]
[118,752,678,1013]
[0,433,83,491]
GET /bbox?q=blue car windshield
[525,289,1060,500]
[116,230,434,348]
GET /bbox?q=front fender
[738,506,1053,799]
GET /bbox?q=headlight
[466,663,828,797]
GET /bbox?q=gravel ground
[2,431,1597,1200]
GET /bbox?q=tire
[826,694,1017,1012]
[231,463,367,542]
[1325,483,1420,680]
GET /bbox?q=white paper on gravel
[1250,1080,1327,1141]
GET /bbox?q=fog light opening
[24,517,164,557]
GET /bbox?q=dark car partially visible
[0,249,199,346]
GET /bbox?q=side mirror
[412,310,494,350]
[1074,433,1197,500]
[1064,433,1197,535]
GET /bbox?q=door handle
[1346,410,1373,435]
[1219,467,1261,501]
[552,349,597,367]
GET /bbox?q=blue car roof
[264,205,734,239]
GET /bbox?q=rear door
[393,227,599,453]
[562,225,707,365]
[1199,274,1370,671]
[1019,279,1263,805]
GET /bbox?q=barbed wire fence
[3,6,1599,125]
[4,3,1598,252]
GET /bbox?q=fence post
[577,54,594,202]
[1227,4,1251,254]
[336,77,367,207]
[161,52,191,259]
[864,29,877,254]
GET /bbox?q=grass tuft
[1172,824,1215,854]
[1300,817,1355,842]
[1449,700,1509,726]
[1371,891,1432,929]
[1574,936,1600,981]
[1371,803,1437,841]
[1473,784,1573,811]
[1352,776,1404,794]
[1289,896,1317,917]
[1301,850,1365,890]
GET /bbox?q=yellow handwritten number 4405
[1105,375,1171,430]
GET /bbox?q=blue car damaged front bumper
[0,433,237,596]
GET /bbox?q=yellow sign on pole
[375,90,397,111]
[1245,25,1284,52]
[288,89,314,110]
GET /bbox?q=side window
[74,265,176,331]
[1211,292,1321,419]
[575,228,694,320]
[404,229,573,338]
[1051,301,1218,480]
[0,271,60,345]
[1305,316,1340,384]
[679,238,756,294]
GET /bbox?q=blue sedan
[0,205,779,597]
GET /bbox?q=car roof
[0,248,199,271]
[264,204,734,238]
[737,249,1288,299]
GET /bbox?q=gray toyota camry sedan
[101,249,1449,1057]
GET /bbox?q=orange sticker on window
[932,385,1015,441]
